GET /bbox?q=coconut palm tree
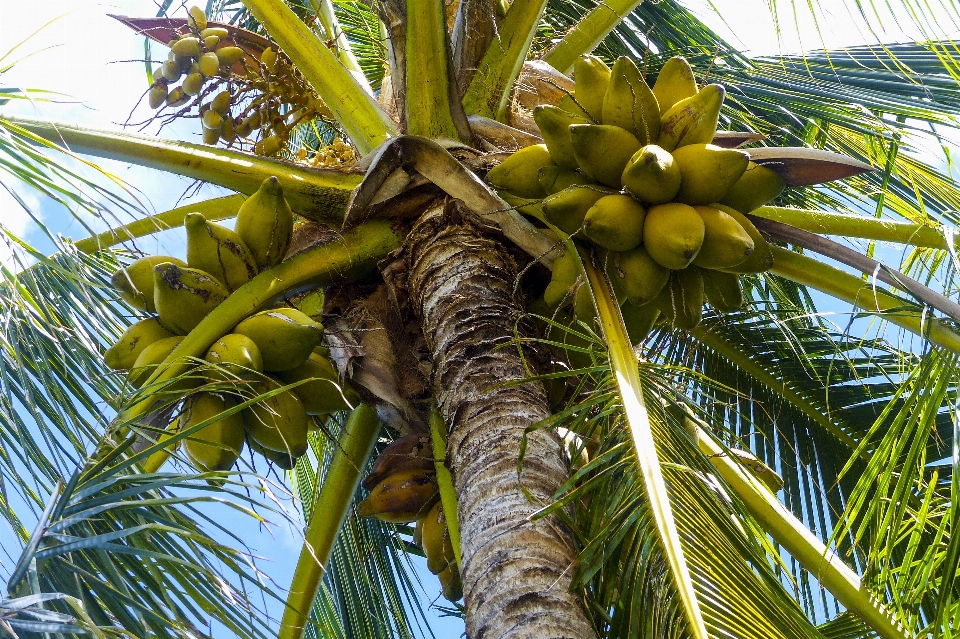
[1,0,959,637]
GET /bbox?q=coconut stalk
[769,246,960,355]
[579,256,709,639]
[309,0,370,92]
[240,0,399,154]
[74,195,245,253]
[6,116,360,224]
[751,206,956,250]
[430,407,461,565]
[280,404,381,639]
[404,0,470,140]
[461,0,549,121]
[690,425,909,639]
[542,0,646,74]
[756,216,960,321]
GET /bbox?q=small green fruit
[621,145,681,205]
[486,145,555,199]
[234,307,323,372]
[153,263,230,335]
[105,318,176,371]
[198,52,220,77]
[185,213,257,291]
[606,245,670,305]
[279,353,358,414]
[204,333,264,382]
[128,336,189,389]
[180,393,247,472]
[243,379,309,457]
[234,177,294,270]
[570,124,641,188]
[702,269,744,312]
[172,36,202,57]
[215,46,245,67]
[621,301,660,345]
[582,194,646,252]
[691,205,754,269]
[642,202,705,270]
[654,268,704,330]
[112,255,187,313]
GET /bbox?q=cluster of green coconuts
[489,54,787,340]
[148,5,330,155]
[104,177,358,472]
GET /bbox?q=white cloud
[0,1,170,126]
[0,0,234,262]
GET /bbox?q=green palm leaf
[0,238,128,524]
[833,350,960,635]
[9,463,283,638]
[539,346,828,638]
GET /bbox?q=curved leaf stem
[769,246,960,355]
[310,0,369,85]
[580,256,709,639]
[279,404,381,639]
[751,206,954,250]
[240,0,399,154]
[429,406,461,566]
[6,116,361,224]
[756,217,960,321]
[691,424,910,639]
[348,136,560,266]
[541,0,646,74]
[461,0,549,121]
[74,195,245,253]
[405,0,468,140]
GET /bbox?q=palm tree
[1,0,959,637]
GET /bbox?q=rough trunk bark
[404,203,596,639]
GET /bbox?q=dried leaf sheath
[404,204,597,639]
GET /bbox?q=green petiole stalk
[279,404,382,639]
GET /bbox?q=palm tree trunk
[404,203,596,639]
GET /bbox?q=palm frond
[653,297,949,619]
[833,350,959,636]
[817,611,876,639]
[537,340,828,638]
[0,113,146,233]
[0,236,131,532]
[1,592,102,637]
[765,1,960,49]
[9,462,283,639]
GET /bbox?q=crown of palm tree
[0,1,959,638]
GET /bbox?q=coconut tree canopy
[1,1,959,638]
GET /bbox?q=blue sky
[0,0,957,636]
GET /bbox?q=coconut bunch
[295,137,360,168]
[146,5,335,155]
[489,55,788,337]
[104,177,359,472]
[356,434,462,602]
